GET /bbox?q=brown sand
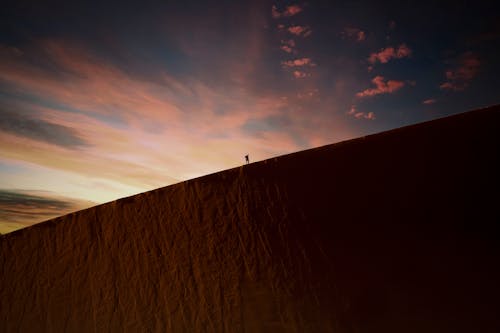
[1,105,499,332]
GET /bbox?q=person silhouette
[245,154,249,164]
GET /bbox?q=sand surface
[1,105,499,332]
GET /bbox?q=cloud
[356,76,405,98]
[0,189,94,233]
[280,39,296,53]
[0,109,89,148]
[355,112,375,120]
[357,31,366,41]
[0,39,310,198]
[423,99,436,105]
[283,4,303,17]
[440,52,480,91]
[347,105,375,120]
[272,4,303,19]
[439,82,455,90]
[365,112,376,120]
[396,44,412,58]
[0,40,183,125]
[288,25,312,37]
[293,70,308,78]
[0,190,72,211]
[342,28,366,41]
[368,44,412,64]
[281,57,315,67]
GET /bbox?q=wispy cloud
[272,4,303,19]
[342,27,366,41]
[0,40,183,125]
[0,189,94,233]
[356,76,405,98]
[288,25,312,37]
[368,44,412,64]
[440,52,480,91]
[0,109,89,148]
[423,98,436,105]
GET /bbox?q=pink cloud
[346,105,375,120]
[293,70,307,78]
[348,105,357,115]
[368,44,412,64]
[288,25,312,37]
[365,112,376,120]
[368,47,395,64]
[283,4,303,17]
[439,82,456,90]
[356,76,405,98]
[353,112,375,120]
[280,39,296,53]
[343,28,366,41]
[281,57,315,67]
[440,52,480,91]
[272,4,303,19]
[423,99,436,105]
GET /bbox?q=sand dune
[1,105,499,332]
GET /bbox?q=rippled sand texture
[1,105,499,332]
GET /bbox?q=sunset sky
[1,0,499,233]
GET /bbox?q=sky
[0,0,499,233]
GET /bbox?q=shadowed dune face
[0,106,499,332]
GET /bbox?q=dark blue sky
[0,0,499,232]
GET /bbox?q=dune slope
[1,105,500,332]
